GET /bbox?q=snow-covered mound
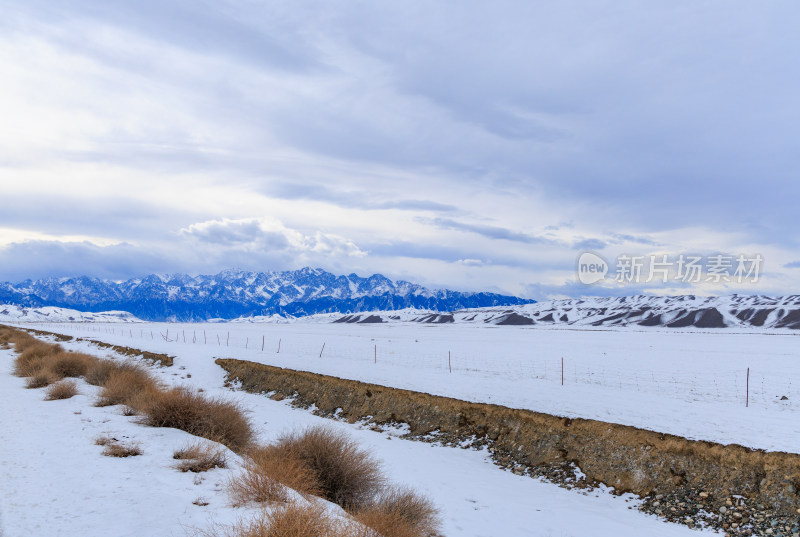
[0,305,141,323]
[229,313,295,324]
[327,295,800,330]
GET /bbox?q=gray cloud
[0,194,199,240]
[264,182,459,213]
[607,233,660,247]
[424,218,561,245]
[0,241,171,282]
[572,239,607,251]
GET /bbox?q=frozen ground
[0,337,710,537]
[16,321,800,454]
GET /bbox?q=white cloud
[181,217,366,258]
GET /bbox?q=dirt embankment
[216,358,800,524]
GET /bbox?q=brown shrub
[229,444,321,506]
[103,442,143,457]
[173,441,227,473]
[48,351,95,378]
[25,369,58,389]
[95,435,142,457]
[45,379,79,400]
[94,435,114,446]
[272,426,384,509]
[138,386,253,452]
[12,334,52,354]
[212,503,355,537]
[13,342,60,377]
[95,366,158,407]
[353,487,441,537]
[229,458,289,505]
[251,445,321,497]
[84,359,119,386]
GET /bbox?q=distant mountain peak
[0,268,535,322]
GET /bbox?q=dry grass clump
[48,351,95,378]
[103,442,143,457]
[9,328,97,383]
[84,359,122,386]
[173,441,227,473]
[231,444,322,506]
[353,487,441,537]
[137,386,253,452]
[11,333,51,353]
[229,458,290,505]
[95,435,142,457]
[271,426,384,509]
[229,444,323,505]
[44,379,79,400]
[13,341,61,377]
[95,366,159,407]
[202,503,357,537]
[25,369,59,389]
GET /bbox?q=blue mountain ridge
[0,267,535,321]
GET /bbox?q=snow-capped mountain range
[0,268,533,322]
[2,294,799,330]
[328,294,800,330]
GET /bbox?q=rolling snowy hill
[326,294,800,330]
[0,305,141,323]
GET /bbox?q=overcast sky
[1,1,798,298]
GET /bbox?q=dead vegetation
[95,365,159,407]
[44,379,79,400]
[352,487,441,537]
[137,386,253,452]
[230,444,321,506]
[227,426,439,537]
[269,426,384,510]
[199,503,359,537]
[95,435,142,458]
[173,441,227,473]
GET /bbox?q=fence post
[320,343,325,358]
[448,351,452,373]
[561,357,564,386]
[746,367,750,407]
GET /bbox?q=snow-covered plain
[0,333,710,537]
[10,320,800,454]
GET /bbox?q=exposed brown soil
[216,357,800,533]
[77,337,174,367]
